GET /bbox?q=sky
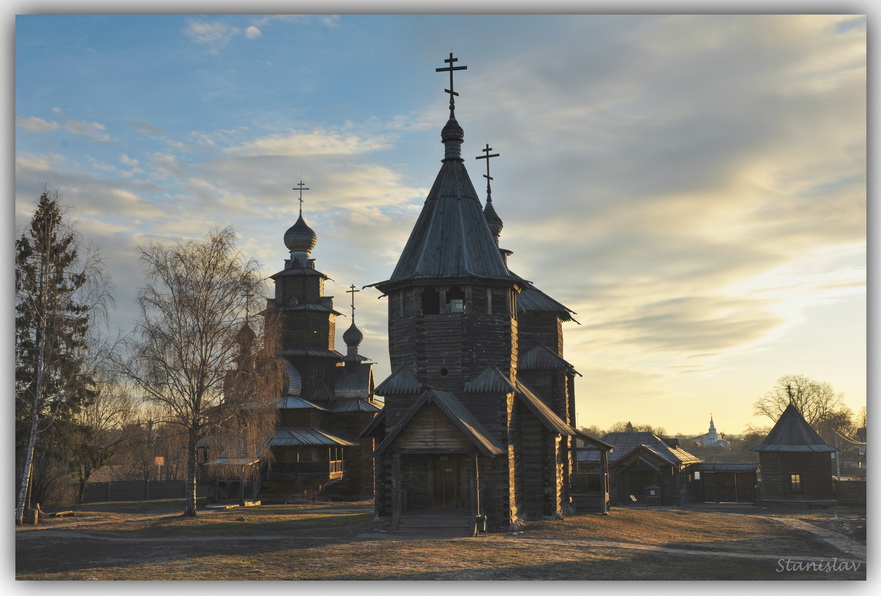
[13,11,868,437]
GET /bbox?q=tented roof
[751,403,838,453]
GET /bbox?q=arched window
[421,287,440,315]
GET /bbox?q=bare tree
[15,188,111,523]
[202,313,283,502]
[120,228,268,517]
[605,421,668,437]
[67,374,136,503]
[753,374,852,445]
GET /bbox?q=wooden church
[258,187,381,501]
[362,54,604,533]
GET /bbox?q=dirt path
[17,525,865,566]
[770,517,866,561]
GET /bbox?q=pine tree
[15,189,109,523]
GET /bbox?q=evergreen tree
[15,189,110,522]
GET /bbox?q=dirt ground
[15,501,867,581]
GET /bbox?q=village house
[581,432,701,506]
[751,400,838,505]
[361,54,603,534]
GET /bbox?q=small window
[790,474,802,492]
[445,287,466,313]
[421,287,440,315]
[694,471,701,481]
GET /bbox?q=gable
[375,389,504,457]
[392,403,474,452]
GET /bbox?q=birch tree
[15,189,110,523]
[121,228,273,517]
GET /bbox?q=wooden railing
[270,460,346,478]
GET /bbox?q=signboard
[154,456,165,466]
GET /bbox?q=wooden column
[392,453,402,531]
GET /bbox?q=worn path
[769,517,866,561]
[16,523,865,566]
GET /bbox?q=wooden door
[431,456,461,508]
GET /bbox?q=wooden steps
[393,514,474,537]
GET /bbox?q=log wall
[758,452,835,502]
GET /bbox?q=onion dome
[441,116,465,162]
[343,321,364,348]
[284,212,317,254]
[483,199,503,242]
[235,321,256,349]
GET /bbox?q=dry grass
[16,502,866,581]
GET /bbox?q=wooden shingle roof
[374,126,517,292]
[270,428,358,447]
[751,403,838,453]
[514,280,578,324]
[463,365,517,393]
[515,381,577,437]
[374,366,425,396]
[519,344,579,374]
[597,432,702,465]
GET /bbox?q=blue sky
[14,13,867,435]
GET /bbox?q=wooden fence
[834,479,866,506]
[80,480,209,503]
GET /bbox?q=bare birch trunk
[184,430,198,517]
[16,316,47,525]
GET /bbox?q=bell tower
[373,54,523,399]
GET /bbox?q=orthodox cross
[293,180,310,215]
[475,143,500,202]
[436,52,467,113]
[346,284,360,322]
[243,286,253,326]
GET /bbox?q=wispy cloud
[16,116,59,134]
[224,129,393,157]
[184,19,241,52]
[64,119,111,142]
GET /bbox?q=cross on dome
[436,52,467,114]
[347,283,360,323]
[476,143,500,202]
[293,180,310,215]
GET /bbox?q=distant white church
[693,416,729,448]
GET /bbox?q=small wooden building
[692,463,758,503]
[598,432,701,506]
[572,435,615,513]
[751,403,838,505]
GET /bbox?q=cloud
[64,119,111,143]
[224,129,393,157]
[184,20,240,49]
[15,152,68,174]
[126,120,165,135]
[16,116,59,134]
[13,15,865,433]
